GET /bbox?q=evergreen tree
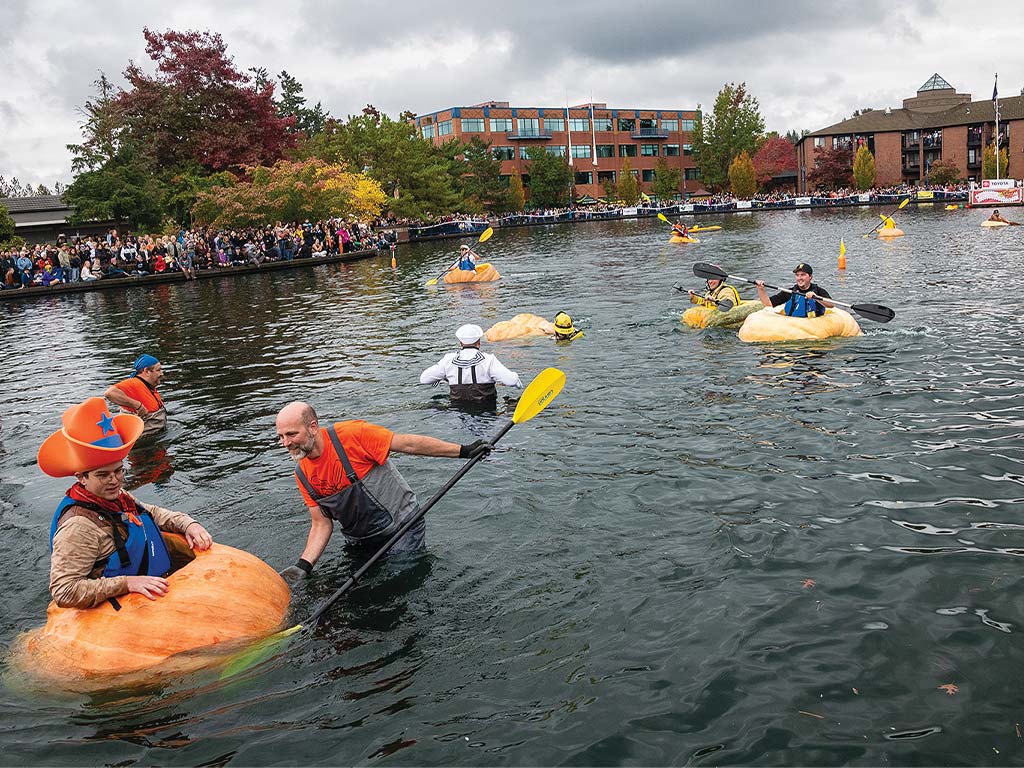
[616,158,639,204]
[692,82,766,191]
[651,158,681,200]
[460,136,510,213]
[276,70,329,136]
[0,201,22,248]
[728,151,757,198]
[523,146,572,208]
[852,145,876,190]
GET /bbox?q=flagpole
[994,73,1000,180]
[590,93,598,168]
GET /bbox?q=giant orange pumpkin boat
[9,540,289,691]
[443,263,501,283]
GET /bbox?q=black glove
[279,558,313,585]
[459,439,493,459]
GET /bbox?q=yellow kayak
[690,225,722,232]
[669,234,700,244]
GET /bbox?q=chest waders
[295,428,425,552]
[450,363,498,403]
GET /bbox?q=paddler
[987,209,1018,225]
[419,324,523,403]
[104,353,167,435]
[456,243,480,271]
[38,397,213,609]
[756,262,834,317]
[672,220,690,238]
[553,311,584,341]
[688,266,741,310]
[275,401,493,582]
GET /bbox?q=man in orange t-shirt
[104,354,167,435]
[275,401,492,582]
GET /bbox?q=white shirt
[420,348,522,388]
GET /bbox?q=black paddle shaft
[305,419,516,626]
[672,283,733,312]
[691,263,895,323]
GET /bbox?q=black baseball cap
[793,262,813,275]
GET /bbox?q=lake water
[2,206,1023,765]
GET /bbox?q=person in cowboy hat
[104,353,167,435]
[552,311,584,341]
[755,262,834,318]
[455,243,480,272]
[38,397,213,609]
[687,267,741,312]
[419,324,523,403]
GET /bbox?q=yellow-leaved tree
[728,151,757,199]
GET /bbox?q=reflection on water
[3,209,1024,765]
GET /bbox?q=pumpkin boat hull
[485,313,555,341]
[737,307,863,343]
[9,542,289,690]
[682,300,762,329]
[444,263,501,283]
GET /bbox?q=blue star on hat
[97,411,116,436]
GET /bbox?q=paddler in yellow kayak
[671,220,691,239]
[688,265,741,310]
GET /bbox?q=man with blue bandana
[104,354,167,435]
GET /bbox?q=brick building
[796,74,1024,193]
[414,101,703,199]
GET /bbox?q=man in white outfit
[419,324,523,404]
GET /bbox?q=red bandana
[66,483,142,526]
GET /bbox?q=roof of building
[0,195,69,213]
[801,94,1024,140]
[918,73,954,92]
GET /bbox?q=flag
[992,74,998,104]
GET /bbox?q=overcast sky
[3,0,1024,187]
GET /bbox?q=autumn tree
[728,151,757,198]
[752,136,797,188]
[982,144,1010,180]
[651,158,681,200]
[852,145,876,190]
[191,158,386,229]
[523,146,572,207]
[806,146,854,190]
[927,159,961,186]
[508,168,526,211]
[692,82,766,191]
[616,157,639,204]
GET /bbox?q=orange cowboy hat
[37,397,144,477]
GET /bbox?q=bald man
[275,402,492,581]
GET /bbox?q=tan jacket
[49,494,197,609]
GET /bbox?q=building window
[568,118,589,131]
[490,117,513,132]
[492,146,515,161]
[617,118,636,131]
[571,144,592,159]
[421,124,435,139]
[683,144,693,156]
[575,171,593,185]
[640,144,659,156]
[680,120,695,131]
[642,169,655,182]
[664,144,680,156]
[596,144,615,158]
[597,170,616,183]
[546,145,566,157]
[661,119,678,131]
[517,118,540,136]
[519,146,531,160]
[593,117,613,131]
[437,120,453,136]
[813,137,825,148]
[544,117,565,133]
[619,144,638,157]
[461,118,485,132]
[684,168,700,180]
[968,148,979,164]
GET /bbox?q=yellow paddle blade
[219,623,303,680]
[898,197,910,209]
[512,367,566,424]
[657,212,670,224]
[478,226,494,243]
[425,277,438,286]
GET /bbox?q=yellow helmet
[553,312,577,337]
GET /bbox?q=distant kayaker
[420,324,523,402]
[456,244,480,271]
[38,397,213,609]
[756,262,834,317]
[104,354,167,435]
[987,209,1018,225]
[275,401,493,582]
[689,267,741,310]
[553,312,584,341]
[672,221,690,238]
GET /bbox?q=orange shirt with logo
[295,421,394,508]
[113,377,164,412]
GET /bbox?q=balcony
[967,132,982,147]
[903,162,920,174]
[506,130,552,141]
[903,138,920,150]
[630,128,669,139]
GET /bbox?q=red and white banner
[971,186,1022,205]
[981,179,1016,189]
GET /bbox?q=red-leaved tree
[806,146,854,190]
[752,136,797,187]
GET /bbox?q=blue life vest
[458,257,476,271]
[784,292,824,318]
[50,496,173,578]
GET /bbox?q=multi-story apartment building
[796,74,1024,193]
[413,101,703,200]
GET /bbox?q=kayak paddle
[673,283,734,312]
[692,262,895,323]
[862,197,910,238]
[425,226,493,286]
[219,367,567,679]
